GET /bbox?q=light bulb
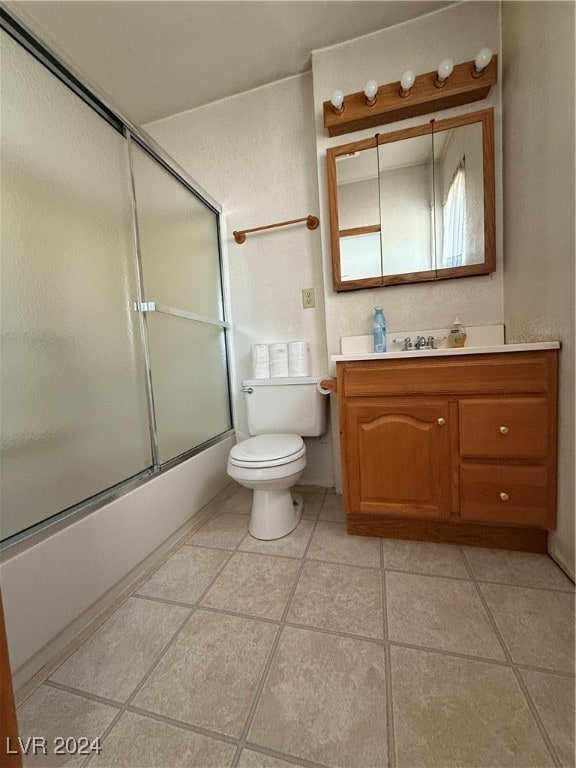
[437,58,454,81]
[400,70,415,95]
[364,79,378,104]
[474,47,493,73]
[330,89,344,113]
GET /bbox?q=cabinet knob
[499,426,509,435]
[499,492,509,502]
[437,417,446,426]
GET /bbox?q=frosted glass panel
[146,315,231,464]
[0,32,152,540]
[131,144,223,320]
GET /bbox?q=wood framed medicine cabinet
[327,109,495,292]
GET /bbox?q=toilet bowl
[227,376,328,540]
[227,434,306,540]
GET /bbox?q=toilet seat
[228,434,305,469]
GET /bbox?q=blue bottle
[373,307,386,353]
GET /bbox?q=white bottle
[448,316,467,348]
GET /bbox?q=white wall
[501,2,575,577]
[1,436,234,681]
[145,74,334,486]
[312,1,503,365]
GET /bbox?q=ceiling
[10,1,453,125]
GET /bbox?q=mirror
[327,109,495,291]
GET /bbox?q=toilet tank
[242,377,328,436]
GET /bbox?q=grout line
[381,564,573,593]
[44,680,123,708]
[229,497,326,768]
[126,704,240,746]
[381,538,397,768]
[242,741,333,768]
[459,546,563,767]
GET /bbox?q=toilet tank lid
[243,376,319,387]
[230,434,304,462]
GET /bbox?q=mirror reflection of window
[442,159,466,267]
[434,122,484,270]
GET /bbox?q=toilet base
[249,491,303,540]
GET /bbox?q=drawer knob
[500,492,509,502]
[499,426,509,435]
[437,417,446,426]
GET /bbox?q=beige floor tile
[306,522,381,567]
[217,486,253,515]
[319,494,346,522]
[239,520,314,558]
[97,711,235,767]
[386,572,506,660]
[520,669,575,767]
[237,749,306,767]
[17,685,118,767]
[299,493,324,519]
[481,583,575,672]
[132,610,277,737]
[201,552,300,620]
[463,547,574,591]
[187,513,249,549]
[248,626,388,768]
[287,560,383,638]
[391,646,554,768]
[383,539,469,578]
[137,546,229,604]
[50,598,189,702]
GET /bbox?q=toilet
[227,377,328,540]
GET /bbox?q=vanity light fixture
[434,58,454,88]
[323,54,498,137]
[399,70,415,97]
[472,47,493,78]
[364,79,378,106]
[330,89,345,115]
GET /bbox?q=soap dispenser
[448,315,467,348]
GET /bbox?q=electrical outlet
[302,288,315,309]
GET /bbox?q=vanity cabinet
[336,350,558,551]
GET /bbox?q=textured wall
[312,2,503,365]
[501,2,575,576]
[145,74,334,486]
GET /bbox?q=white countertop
[331,341,560,363]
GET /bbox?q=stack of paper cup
[251,344,270,379]
[288,341,310,377]
[269,343,289,378]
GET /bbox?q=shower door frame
[0,7,235,552]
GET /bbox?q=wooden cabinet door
[343,400,451,519]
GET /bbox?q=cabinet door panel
[345,401,450,519]
[459,398,548,459]
[460,464,549,527]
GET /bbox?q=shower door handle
[134,301,229,329]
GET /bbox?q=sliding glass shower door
[130,142,232,465]
[0,31,153,540]
[0,21,232,544]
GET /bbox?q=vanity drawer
[341,352,554,398]
[460,464,549,526]
[459,398,548,458]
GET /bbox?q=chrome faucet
[414,335,427,349]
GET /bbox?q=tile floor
[17,486,575,768]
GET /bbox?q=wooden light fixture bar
[323,56,498,137]
[233,215,319,244]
